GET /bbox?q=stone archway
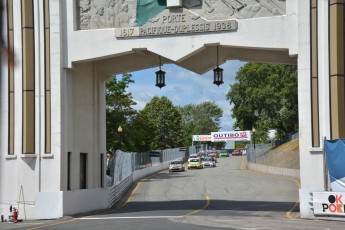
[2,0,345,220]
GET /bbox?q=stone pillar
[329,0,345,139]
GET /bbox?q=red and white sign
[211,131,251,142]
[313,192,345,216]
[192,135,212,142]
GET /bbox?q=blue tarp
[324,139,345,191]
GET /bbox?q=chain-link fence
[108,147,191,185]
[247,138,300,169]
[188,145,196,156]
[107,147,192,207]
[246,143,272,163]
[108,150,133,186]
[256,150,300,169]
[272,132,299,147]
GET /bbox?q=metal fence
[272,132,299,147]
[246,143,272,164]
[247,134,300,169]
[248,149,300,169]
[107,147,191,207]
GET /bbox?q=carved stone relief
[77,0,137,30]
[76,0,286,30]
[186,0,286,21]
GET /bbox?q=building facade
[0,0,344,219]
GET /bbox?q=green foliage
[142,96,183,150]
[105,75,227,153]
[179,101,223,147]
[226,63,298,142]
[106,74,137,153]
[125,110,156,152]
[235,141,249,149]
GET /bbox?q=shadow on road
[143,172,192,181]
[116,199,299,214]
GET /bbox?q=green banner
[136,0,167,26]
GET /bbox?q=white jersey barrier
[36,148,189,219]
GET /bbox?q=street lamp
[252,127,256,149]
[117,125,123,150]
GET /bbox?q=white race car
[202,157,216,167]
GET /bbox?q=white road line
[80,216,180,220]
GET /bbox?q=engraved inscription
[162,14,187,24]
[115,9,238,38]
[116,27,140,37]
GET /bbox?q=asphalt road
[2,156,344,230]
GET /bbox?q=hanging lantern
[213,45,224,87]
[155,69,166,89]
[155,56,166,89]
[213,66,223,86]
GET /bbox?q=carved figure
[186,0,286,20]
[80,0,91,13]
[236,2,261,18]
[255,0,284,15]
[115,3,132,28]
[183,0,202,8]
[90,6,107,28]
[202,0,238,20]
[105,0,117,27]
[78,0,92,29]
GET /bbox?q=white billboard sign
[313,192,345,216]
[192,135,212,142]
[211,131,251,142]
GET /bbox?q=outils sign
[211,131,251,142]
[313,192,345,216]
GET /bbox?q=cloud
[127,60,245,129]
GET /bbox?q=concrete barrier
[35,187,110,219]
[247,162,300,179]
[36,160,172,219]
[63,188,109,216]
[133,162,169,182]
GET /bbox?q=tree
[125,110,156,152]
[179,101,223,147]
[226,63,298,142]
[106,73,137,153]
[142,96,183,150]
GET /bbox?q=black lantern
[213,66,224,86]
[155,56,166,89]
[213,46,224,87]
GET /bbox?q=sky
[126,60,245,132]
